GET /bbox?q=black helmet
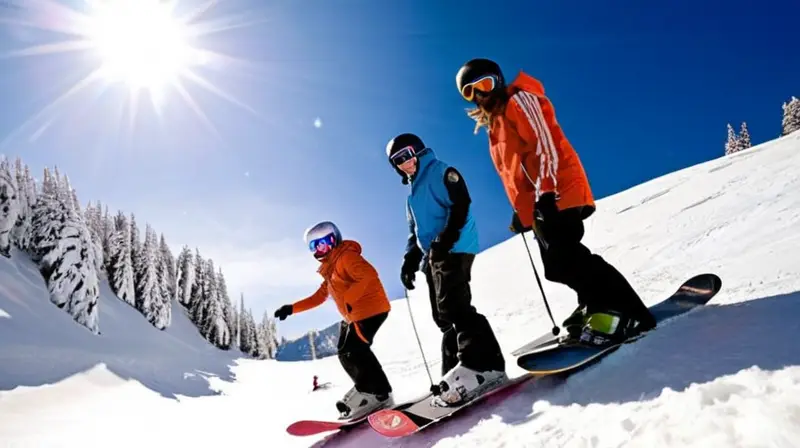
[455,58,505,98]
[386,133,426,184]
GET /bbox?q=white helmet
[304,221,342,260]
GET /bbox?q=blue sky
[0,0,795,340]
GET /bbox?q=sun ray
[0,39,93,59]
[126,87,140,137]
[172,79,223,143]
[1,68,104,149]
[15,0,95,37]
[184,13,276,38]
[181,70,262,119]
[30,116,56,143]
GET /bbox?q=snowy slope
[2,132,800,448]
[0,247,241,400]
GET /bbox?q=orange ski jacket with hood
[487,71,595,228]
[290,240,391,326]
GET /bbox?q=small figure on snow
[273,221,394,420]
[454,58,657,345]
[312,375,319,391]
[386,132,507,407]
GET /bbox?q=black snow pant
[532,193,656,329]
[337,312,392,396]
[424,252,505,375]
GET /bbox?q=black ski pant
[424,252,505,375]
[337,312,392,396]
[532,193,656,328]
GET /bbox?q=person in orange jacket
[454,58,656,345]
[273,221,394,420]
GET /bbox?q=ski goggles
[389,145,416,166]
[460,74,498,102]
[308,232,337,258]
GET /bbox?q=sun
[86,0,200,94]
[0,0,268,146]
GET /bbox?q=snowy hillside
[0,247,241,400]
[2,132,800,448]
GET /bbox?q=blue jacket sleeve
[403,200,423,271]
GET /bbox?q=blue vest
[406,149,479,256]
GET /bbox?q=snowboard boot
[335,386,394,420]
[431,362,508,407]
[562,304,588,338]
[578,310,652,347]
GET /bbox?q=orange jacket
[291,240,391,324]
[487,71,595,228]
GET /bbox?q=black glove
[400,255,420,290]
[274,304,293,321]
[401,247,423,291]
[509,211,532,234]
[400,261,416,290]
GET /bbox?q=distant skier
[454,58,657,344]
[312,375,319,391]
[273,221,394,420]
[386,132,507,407]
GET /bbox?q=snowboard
[286,391,433,436]
[510,329,566,356]
[517,273,722,374]
[367,373,533,438]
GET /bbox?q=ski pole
[521,232,560,336]
[404,288,439,395]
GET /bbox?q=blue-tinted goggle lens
[308,233,337,257]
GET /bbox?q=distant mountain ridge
[275,321,339,361]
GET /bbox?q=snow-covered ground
[2,132,800,448]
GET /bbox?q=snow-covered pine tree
[129,213,142,307]
[255,312,271,359]
[158,234,176,301]
[175,245,193,307]
[308,330,317,360]
[189,249,207,326]
[79,198,104,274]
[231,297,240,350]
[216,267,235,345]
[239,305,253,354]
[62,175,81,214]
[0,157,20,258]
[202,258,230,348]
[11,158,35,252]
[100,204,114,273]
[246,310,258,357]
[30,168,62,263]
[135,225,168,329]
[725,123,741,155]
[155,233,172,329]
[739,122,752,150]
[36,171,100,334]
[266,315,278,359]
[107,211,135,306]
[236,293,245,350]
[782,96,800,136]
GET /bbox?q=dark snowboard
[367,374,533,438]
[517,273,722,374]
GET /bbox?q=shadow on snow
[316,290,800,447]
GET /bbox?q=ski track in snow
[2,132,800,447]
